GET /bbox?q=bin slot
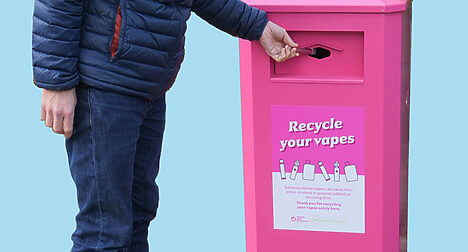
[309,47,331,59]
[271,31,364,84]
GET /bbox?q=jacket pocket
[110,5,122,60]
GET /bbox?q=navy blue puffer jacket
[32,0,268,99]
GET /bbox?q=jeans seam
[147,93,165,117]
[88,87,104,250]
[146,99,153,114]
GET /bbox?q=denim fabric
[65,83,166,251]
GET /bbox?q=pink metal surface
[239,1,412,251]
[272,31,364,84]
[243,0,409,13]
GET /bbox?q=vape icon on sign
[302,160,315,181]
[334,161,340,182]
[318,161,330,181]
[344,162,359,182]
[279,159,287,179]
[290,160,300,180]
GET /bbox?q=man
[32,0,298,251]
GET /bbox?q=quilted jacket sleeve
[191,0,269,41]
[32,0,84,90]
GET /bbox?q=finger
[291,47,299,58]
[283,31,298,48]
[274,47,287,62]
[273,54,281,62]
[45,107,53,128]
[285,45,291,57]
[41,103,46,121]
[281,47,287,61]
[63,111,74,139]
[289,48,299,59]
[53,113,64,134]
[287,46,296,59]
[41,90,46,121]
[268,50,277,61]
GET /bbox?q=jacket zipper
[110,5,122,59]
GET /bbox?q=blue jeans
[66,83,166,251]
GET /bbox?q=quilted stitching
[32,0,269,99]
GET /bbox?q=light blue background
[0,1,466,251]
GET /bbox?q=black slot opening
[309,47,331,59]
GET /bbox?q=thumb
[283,31,298,48]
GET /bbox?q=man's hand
[259,21,299,62]
[41,89,77,139]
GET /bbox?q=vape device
[279,159,286,180]
[318,161,330,181]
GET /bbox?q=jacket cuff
[33,76,79,91]
[249,11,269,41]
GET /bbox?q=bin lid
[244,0,411,13]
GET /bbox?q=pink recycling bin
[239,1,412,251]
